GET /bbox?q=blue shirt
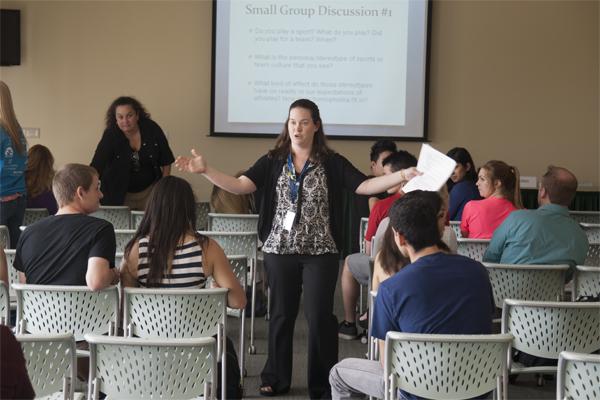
[0,126,27,197]
[448,180,481,221]
[483,204,588,278]
[372,252,494,339]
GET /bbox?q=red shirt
[460,196,517,239]
[365,192,403,242]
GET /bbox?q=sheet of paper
[402,144,457,193]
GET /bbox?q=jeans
[0,195,26,248]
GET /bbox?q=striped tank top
[137,237,206,288]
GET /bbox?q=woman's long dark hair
[124,176,208,287]
[268,99,333,163]
[105,96,151,131]
[446,147,477,182]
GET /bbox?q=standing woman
[460,160,522,239]
[26,144,58,214]
[446,147,480,221]
[176,99,418,398]
[91,96,175,210]
[0,81,27,248]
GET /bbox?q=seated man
[15,163,119,289]
[483,165,588,280]
[339,150,417,340]
[330,191,494,399]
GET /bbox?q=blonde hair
[0,81,25,154]
[26,144,55,198]
[52,164,97,207]
[480,160,523,208]
[210,171,254,214]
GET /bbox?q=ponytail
[509,165,523,208]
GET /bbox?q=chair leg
[248,261,257,354]
[239,309,246,386]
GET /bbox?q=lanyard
[286,153,311,204]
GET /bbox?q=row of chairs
[11,284,229,399]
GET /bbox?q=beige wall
[1,0,598,200]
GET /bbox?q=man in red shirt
[339,151,417,339]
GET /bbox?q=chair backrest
[207,213,259,232]
[483,263,568,308]
[384,332,513,400]
[570,211,600,224]
[115,229,136,253]
[449,221,462,238]
[572,265,600,300]
[199,231,258,264]
[501,299,600,362]
[13,284,119,341]
[0,225,9,249]
[4,249,18,299]
[22,208,49,226]
[0,282,9,325]
[371,217,389,259]
[581,223,600,244]
[16,333,76,399]
[130,210,145,229]
[86,334,217,400]
[359,217,369,254]
[585,243,600,266]
[223,255,248,288]
[456,238,490,261]
[91,206,131,229]
[123,287,227,339]
[557,351,600,400]
[196,202,210,230]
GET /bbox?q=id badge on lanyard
[284,154,310,231]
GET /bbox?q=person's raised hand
[402,167,422,181]
[175,149,207,174]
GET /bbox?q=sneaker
[338,320,358,340]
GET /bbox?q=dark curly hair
[105,96,151,131]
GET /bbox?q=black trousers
[261,253,339,399]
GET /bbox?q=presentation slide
[212,0,429,139]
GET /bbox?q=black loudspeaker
[1,9,21,66]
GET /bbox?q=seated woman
[120,175,246,398]
[210,171,255,214]
[446,147,480,221]
[25,144,58,214]
[460,160,522,239]
[372,190,455,291]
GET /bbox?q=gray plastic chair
[200,230,259,354]
[196,202,210,230]
[122,287,228,400]
[359,217,369,254]
[130,210,145,229]
[456,238,490,261]
[570,211,600,224]
[0,225,9,249]
[13,284,119,345]
[115,229,136,253]
[91,205,131,229]
[556,351,600,400]
[86,334,217,400]
[571,265,600,300]
[580,223,600,243]
[501,299,600,379]
[208,213,259,232]
[4,249,18,308]
[384,332,513,400]
[0,282,9,325]
[449,220,462,238]
[16,333,80,400]
[483,263,568,309]
[22,208,49,226]
[585,243,600,266]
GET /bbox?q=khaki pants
[124,183,155,211]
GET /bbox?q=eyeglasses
[131,151,141,172]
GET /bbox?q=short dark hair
[388,191,441,252]
[541,165,578,207]
[446,147,477,182]
[382,150,417,172]
[105,96,151,131]
[370,140,397,162]
[52,164,97,207]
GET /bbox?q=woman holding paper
[175,98,418,399]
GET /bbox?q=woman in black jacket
[91,96,174,210]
